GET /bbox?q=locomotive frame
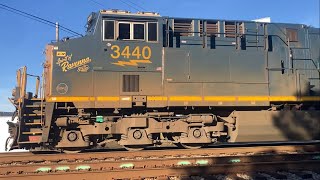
[7,9,320,152]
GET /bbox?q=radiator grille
[286,28,298,42]
[123,75,139,92]
[225,22,236,38]
[174,19,193,37]
[225,22,244,38]
[200,21,219,36]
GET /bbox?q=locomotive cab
[44,10,164,110]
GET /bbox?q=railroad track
[0,144,319,179]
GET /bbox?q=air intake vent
[286,28,298,42]
[225,22,244,38]
[174,19,193,37]
[123,75,139,92]
[225,22,236,38]
[200,21,219,37]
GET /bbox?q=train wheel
[178,143,202,149]
[62,148,82,154]
[123,145,145,151]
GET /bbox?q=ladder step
[18,141,40,144]
[30,98,44,101]
[25,119,41,123]
[23,113,44,117]
[25,105,45,108]
[25,122,42,126]
[22,131,42,135]
[22,128,43,135]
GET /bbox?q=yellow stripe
[238,96,269,101]
[47,97,95,102]
[120,97,131,101]
[269,96,297,101]
[48,96,124,102]
[46,96,320,102]
[204,96,236,101]
[96,96,120,101]
[148,96,168,101]
[169,96,202,101]
[300,96,320,101]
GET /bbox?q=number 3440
[110,45,152,60]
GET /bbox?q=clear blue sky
[0,0,319,112]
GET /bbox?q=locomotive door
[165,49,190,82]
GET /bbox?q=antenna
[56,22,59,41]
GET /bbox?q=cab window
[119,23,131,40]
[133,24,145,40]
[103,20,115,40]
[118,22,145,40]
[148,22,158,41]
[102,20,158,42]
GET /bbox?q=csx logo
[110,45,152,67]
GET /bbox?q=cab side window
[148,22,158,41]
[119,23,131,40]
[133,24,145,40]
[103,20,115,40]
[118,22,145,40]
[102,19,158,42]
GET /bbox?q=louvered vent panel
[286,29,298,42]
[200,21,219,36]
[174,19,193,36]
[225,22,236,38]
[123,75,139,92]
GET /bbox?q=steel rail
[0,144,318,163]
[0,151,319,179]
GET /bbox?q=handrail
[15,66,42,100]
[169,29,289,46]
[168,28,319,73]
[40,68,45,125]
[26,73,40,98]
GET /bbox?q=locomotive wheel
[62,148,82,154]
[178,143,202,149]
[123,145,145,151]
[5,137,13,151]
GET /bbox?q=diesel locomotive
[6,10,320,152]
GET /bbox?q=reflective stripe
[120,97,131,101]
[46,96,320,102]
[48,96,124,102]
[204,96,236,101]
[300,96,320,101]
[47,97,94,102]
[238,96,269,101]
[148,96,168,101]
[97,97,120,101]
[269,96,297,101]
[169,96,202,101]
